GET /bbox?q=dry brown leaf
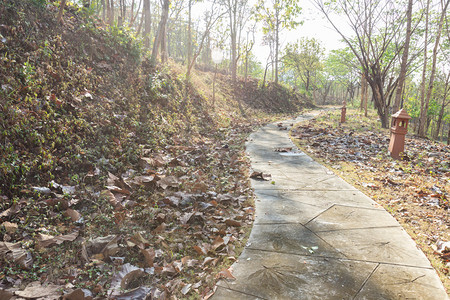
[130,232,150,248]
[173,260,183,272]
[37,231,79,248]
[157,176,179,189]
[250,171,271,181]
[62,288,87,300]
[211,236,225,251]
[0,289,13,300]
[1,221,18,234]
[0,203,20,218]
[193,245,207,255]
[15,281,62,298]
[64,208,81,222]
[4,242,33,269]
[141,248,155,267]
[101,190,120,207]
[216,267,236,280]
[225,219,241,227]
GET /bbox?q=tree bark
[151,0,170,62]
[418,0,430,136]
[143,0,151,48]
[393,0,412,113]
[110,0,115,25]
[274,9,279,84]
[419,0,450,137]
[433,73,450,140]
[57,0,67,24]
[187,0,192,69]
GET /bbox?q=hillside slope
[0,1,312,298]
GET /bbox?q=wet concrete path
[212,112,448,299]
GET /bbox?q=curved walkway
[212,112,448,299]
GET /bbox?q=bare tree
[393,0,413,113]
[186,1,225,78]
[221,0,250,82]
[313,0,420,128]
[418,0,450,137]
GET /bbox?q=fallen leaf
[225,219,241,227]
[0,289,13,300]
[64,208,81,222]
[109,263,146,296]
[157,176,179,189]
[1,221,18,234]
[140,248,155,267]
[115,287,151,300]
[250,171,271,181]
[216,267,236,280]
[193,245,207,255]
[15,281,62,298]
[37,231,79,248]
[181,283,192,295]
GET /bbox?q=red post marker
[388,109,411,160]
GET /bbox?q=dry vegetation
[0,1,312,298]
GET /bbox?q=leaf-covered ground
[292,109,450,292]
[0,1,312,298]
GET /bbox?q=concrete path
[212,112,448,300]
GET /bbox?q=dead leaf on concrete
[250,171,271,181]
[216,267,236,280]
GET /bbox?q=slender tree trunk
[101,0,106,21]
[118,0,123,27]
[418,0,430,136]
[448,123,450,144]
[393,0,412,113]
[161,21,168,63]
[275,17,279,84]
[187,0,192,69]
[110,0,115,25]
[433,74,450,139]
[143,0,151,48]
[151,0,170,62]
[57,0,67,24]
[419,0,450,137]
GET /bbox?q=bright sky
[252,0,347,63]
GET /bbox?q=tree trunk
[393,0,412,113]
[161,20,168,63]
[100,0,106,21]
[433,74,450,140]
[151,0,170,62]
[143,0,151,48]
[275,7,280,83]
[57,0,67,24]
[187,0,192,69]
[110,0,115,25]
[419,0,450,137]
[418,0,430,136]
[118,0,123,27]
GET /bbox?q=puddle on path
[279,152,306,156]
